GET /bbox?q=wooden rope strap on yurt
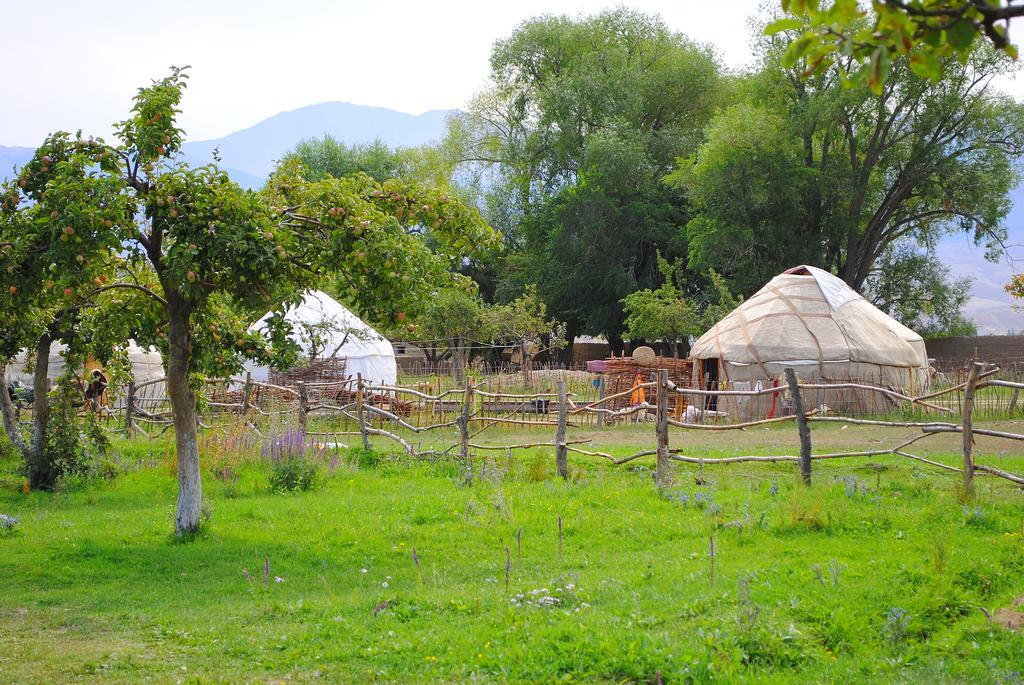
[764,283,826,377]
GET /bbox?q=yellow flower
[425,656,437,662]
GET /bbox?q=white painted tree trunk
[166,299,202,536]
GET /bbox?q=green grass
[1,423,1024,683]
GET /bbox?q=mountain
[181,102,454,185]
[3,103,454,190]
[935,186,1024,335]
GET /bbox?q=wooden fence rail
[62,364,1024,491]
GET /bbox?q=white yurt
[6,340,165,386]
[245,290,397,386]
[690,265,930,419]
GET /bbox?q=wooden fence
[92,362,1024,491]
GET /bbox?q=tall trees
[281,136,409,182]
[672,36,1024,331]
[1,69,495,534]
[444,8,721,348]
[621,255,698,357]
[0,133,131,488]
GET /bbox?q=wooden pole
[555,376,569,479]
[595,376,606,428]
[459,383,473,481]
[297,381,308,434]
[241,371,252,415]
[1009,365,1021,415]
[656,369,672,488]
[124,380,135,436]
[962,361,980,490]
[785,368,812,485]
[355,374,370,450]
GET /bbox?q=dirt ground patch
[993,596,1024,632]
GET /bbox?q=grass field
[2,421,1024,683]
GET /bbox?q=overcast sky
[4,1,1022,146]
[0,0,800,145]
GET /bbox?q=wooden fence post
[596,377,606,428]
[124,380,135,436]
[785,368,812,485]
[459,383,473,481]
[241,371,252,415]
[1009,364,1021,415]
[962,361,980,490]
[297,381,308,433]
[555,376,569,479]
[656,369,672,489]
[355,374,370,450]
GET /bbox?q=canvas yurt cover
[7,341,164,387]
[690,265,930,419]
[245,290,397,386]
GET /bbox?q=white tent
[690,265,930,419]
[245,290,397,386]
[7,340,164,387]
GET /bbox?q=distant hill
[3,102,454,190]
[935,185,1024,335]
[181,102,454,185]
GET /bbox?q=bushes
[30,378,113,490]
[263,429,325,493]
[268,455,319,493]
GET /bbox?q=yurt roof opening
[244,290,397,387]
[690,265,930,419]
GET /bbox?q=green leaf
[826,0,862,23]
[765,18,805,35]
[908,52,941,80]
[945,20,978,51]
[867,47,885,94]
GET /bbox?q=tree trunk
[0,363,25,451]
[607,330,624,357]
[521,343,532,385]
[452,337,466,386]
[166,297,202,536]
[26,335,53,489]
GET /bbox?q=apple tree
[0,132,132,488]
[4,68,496,535]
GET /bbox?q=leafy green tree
[621,255,699,357]
[0,133,132,488]
[488,285,565,382]
[443,9,721,349]
[667,103,818,296]
[864,242,977,337]
[1,68,495,535]
[773,1,1024,92]
[417,288,488,385]
[282,136,409,182]
[673,34,1024,310]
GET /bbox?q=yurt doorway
[702,358,720,411]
